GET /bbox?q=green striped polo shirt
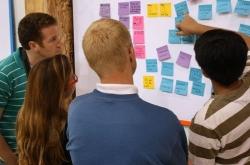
[189,72,250,165]
[0,48,28,151]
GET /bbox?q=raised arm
[176,14,250,49]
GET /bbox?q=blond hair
[82,19,132,77]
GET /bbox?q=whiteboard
[73,0,250,123]
[0,0,15,59]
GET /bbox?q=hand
[176,14,200,36]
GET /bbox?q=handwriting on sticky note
[161,62,174,76]
[146,59,158,72]
[239,24,250,36]
[198,4,212,20]
[133,31,145,44]
[175,80,188,96]
[168,30,181,44]
[192,82,205,96]
[189,68,202,82]
[99,3,110,18]
[130,1,141,14]
[216,0,232,14]
[160,78,174,93]
[133,16,144,30]
[147,4,159,17]
[134,45,145,59]
[143,76,155,89]
[160,3,172,17]
[235,0,250,16]
[181,35,195,44]
[119,16,130,29]
[176,51,192,68]
[119,2,130,16]
[156,45,171,61]
[174,1,189,17]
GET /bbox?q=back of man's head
[18,12,57,50]
[194,29,248,86]
[82,19,132,77]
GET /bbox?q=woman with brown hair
[16,54,77,165]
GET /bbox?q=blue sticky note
[189,68,202,82]
[168,30,181,44]
[192,82,205,96]
[161,62,174,76]
[216,0,232,14]
[174,1,189,17]
[235,0,250,16]
[239,24,250,36]
[175,80,188,96]
[181,35,195,44]
[160,78,174,93]
[175,15,184,24]
[146,59,158,72]
[198,4,212,20]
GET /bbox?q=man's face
[36,25,62,58]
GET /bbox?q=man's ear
[28,41,39,51]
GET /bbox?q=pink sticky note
[176,51,192,68]
[156,45,171,61]
[133,16,144,30]
[133,31,144,44]
[134,45,145,59]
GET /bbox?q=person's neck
[212,80,242,95]
[26,50,44,66]
[100,72,134,84]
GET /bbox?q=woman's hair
[17,54,72,165]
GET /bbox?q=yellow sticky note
[160,3,171,17]
[143,76,155,89]
[147,4,159,17]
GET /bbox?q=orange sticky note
[160,3,171,17]
[147,4,159,17]
[143,76,155,89]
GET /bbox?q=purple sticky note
[133,16,144,30]
[119,2,130,16]
[119,16,130,29]
[134,45,145,59]
[130,1,141,14]
[176,51,192,68]
[100,3,111,18]
[133,31,145,44]
[156,45,171,61]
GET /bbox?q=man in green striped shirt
[0,13,62,165]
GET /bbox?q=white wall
[14,0,25,47]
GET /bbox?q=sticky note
[239,24,250,36]
[181,35,195,44]
[99,3,110,18]
[189,68,202,82]
[191,82,205,96]
[133,31,145,44]
[175,80,188,96]
[119,16,130,29]
[160,78,174,93]
[175,15,184,25]
[198,4,212,20]
[174,1,189,17]
[134,45,145,59]
[133,16,144,30]
[156,45,171,61]
[168,30,181,44]
[216,0,232,14]
[146,59,158,72]
[130,1,141,14]
[143,76,155,89]
[118,2,130,16]
[161,62,174,76]
[147,4,159,17]
[176,51,192,68]
[160,3,172,17]
[235,0,250,16]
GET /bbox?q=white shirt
[96,83,138,95]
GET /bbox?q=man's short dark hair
[18,12,57,50]
[194,29,248,86]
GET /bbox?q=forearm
[0,135,17,164]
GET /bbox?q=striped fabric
[0,48,27,151]
[189,73,250,165]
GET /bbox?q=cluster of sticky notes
[147,3,172,17]
[216,0,232,14]
[198,4,212,20]
[143,76,155,89]
[168,30,195,44]
[118,1,141,16]
[189,68,205,96]
[239,24,250,36]
[132,16,145,58]
[99,3,111,18]
[235,0,250,16]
